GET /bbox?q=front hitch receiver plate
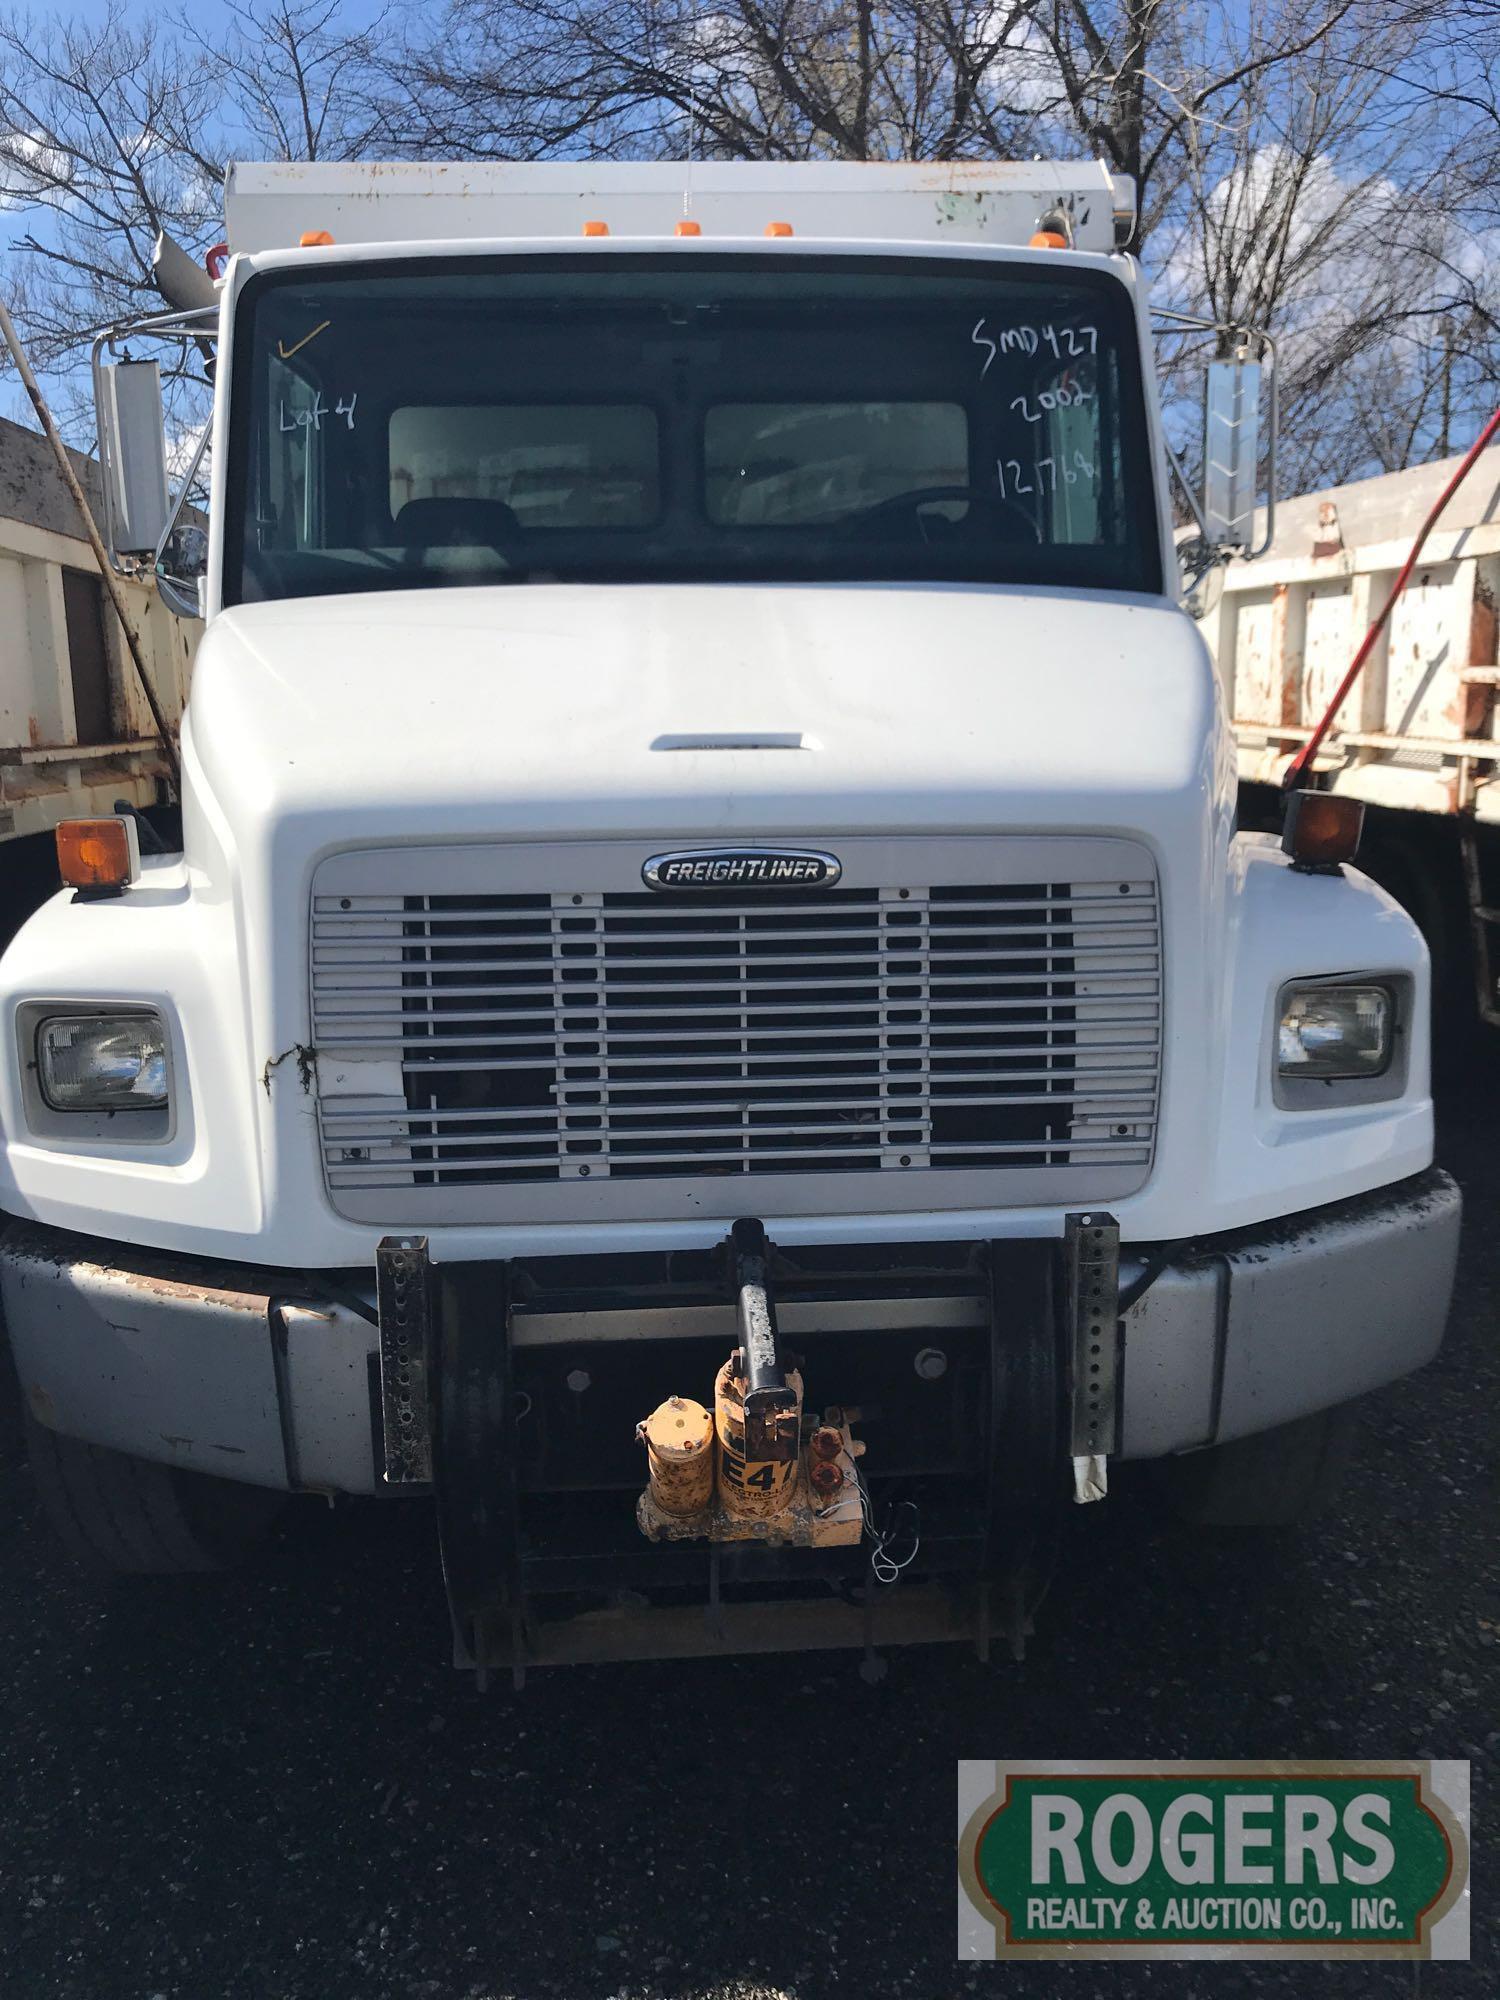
[376,1233,434,1482]
[1063,1211,1120,1503]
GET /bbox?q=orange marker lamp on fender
[55,816,139,896]
[1281,790,1365,873]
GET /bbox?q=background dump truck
[0,160,1463,1679]
[1197,446,1500,1027]
[0,415,195,938]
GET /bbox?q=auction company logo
[957,1761,1469,1961]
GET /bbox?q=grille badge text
[642,846,842,892]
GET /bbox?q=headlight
[1277,984,1392,1080]
[35,1013,168,1111]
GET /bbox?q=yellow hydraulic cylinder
[636,1396,714,1515]
[713,1357,803,1519]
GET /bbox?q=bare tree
[0,0,1490,480]
[378,0,1056,163]
[0,4,221,379]
[1145,0,1497,485]
[1027,1,1384,240]
[183,0,392,164]
[1356,0,1500,447]
[0,0,386,428]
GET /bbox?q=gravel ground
[0,1085,1494,2000]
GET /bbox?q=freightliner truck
[0,162,1461,1676]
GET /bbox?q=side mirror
[1201,355,1262,550]
[96,358,171,561]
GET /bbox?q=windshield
[224,253,1161,605]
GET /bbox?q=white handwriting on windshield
[278,391,358,436]
[972,317,1098,377]
[997,449,1098,499]
[1009,381,1095,424]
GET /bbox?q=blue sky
[3,1,1491,472]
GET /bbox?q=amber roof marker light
[582,219,609,237]
[56,816,140,899]
[299,229,335,247]
[1029,205,1074,251]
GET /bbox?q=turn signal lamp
[1281,790,1365,872]
[299,229,335,247]
[582,219,609,237]
[56,816,139,894]
[765,221,793,237]
[675,219,702,236]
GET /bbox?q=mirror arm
[152,417,211,572]
[1163,432,1213,544]
[1163,433,1220,594]
[100,304,218,343]
[1245,326,1278,561]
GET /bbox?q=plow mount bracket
[1063,1211,1121,1502]
[376,1234,434,1483]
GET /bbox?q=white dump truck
[0,162,1460,1676]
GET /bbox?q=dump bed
[0,416,192,850]
[1198,447,1500,819]
[223,159,1134,256]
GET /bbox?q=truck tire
[1156,1402,1360,1529]
[23,1412,283,1573]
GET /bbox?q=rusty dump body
[0,416,194,855]
[1199,443,1500,1027]
[1201,444,1500,821]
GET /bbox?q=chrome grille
[311,873,1162,1192]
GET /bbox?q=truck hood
[186,581,1222,852]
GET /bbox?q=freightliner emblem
[642,846,842,892]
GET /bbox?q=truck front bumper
[0,1168,1460,1495]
